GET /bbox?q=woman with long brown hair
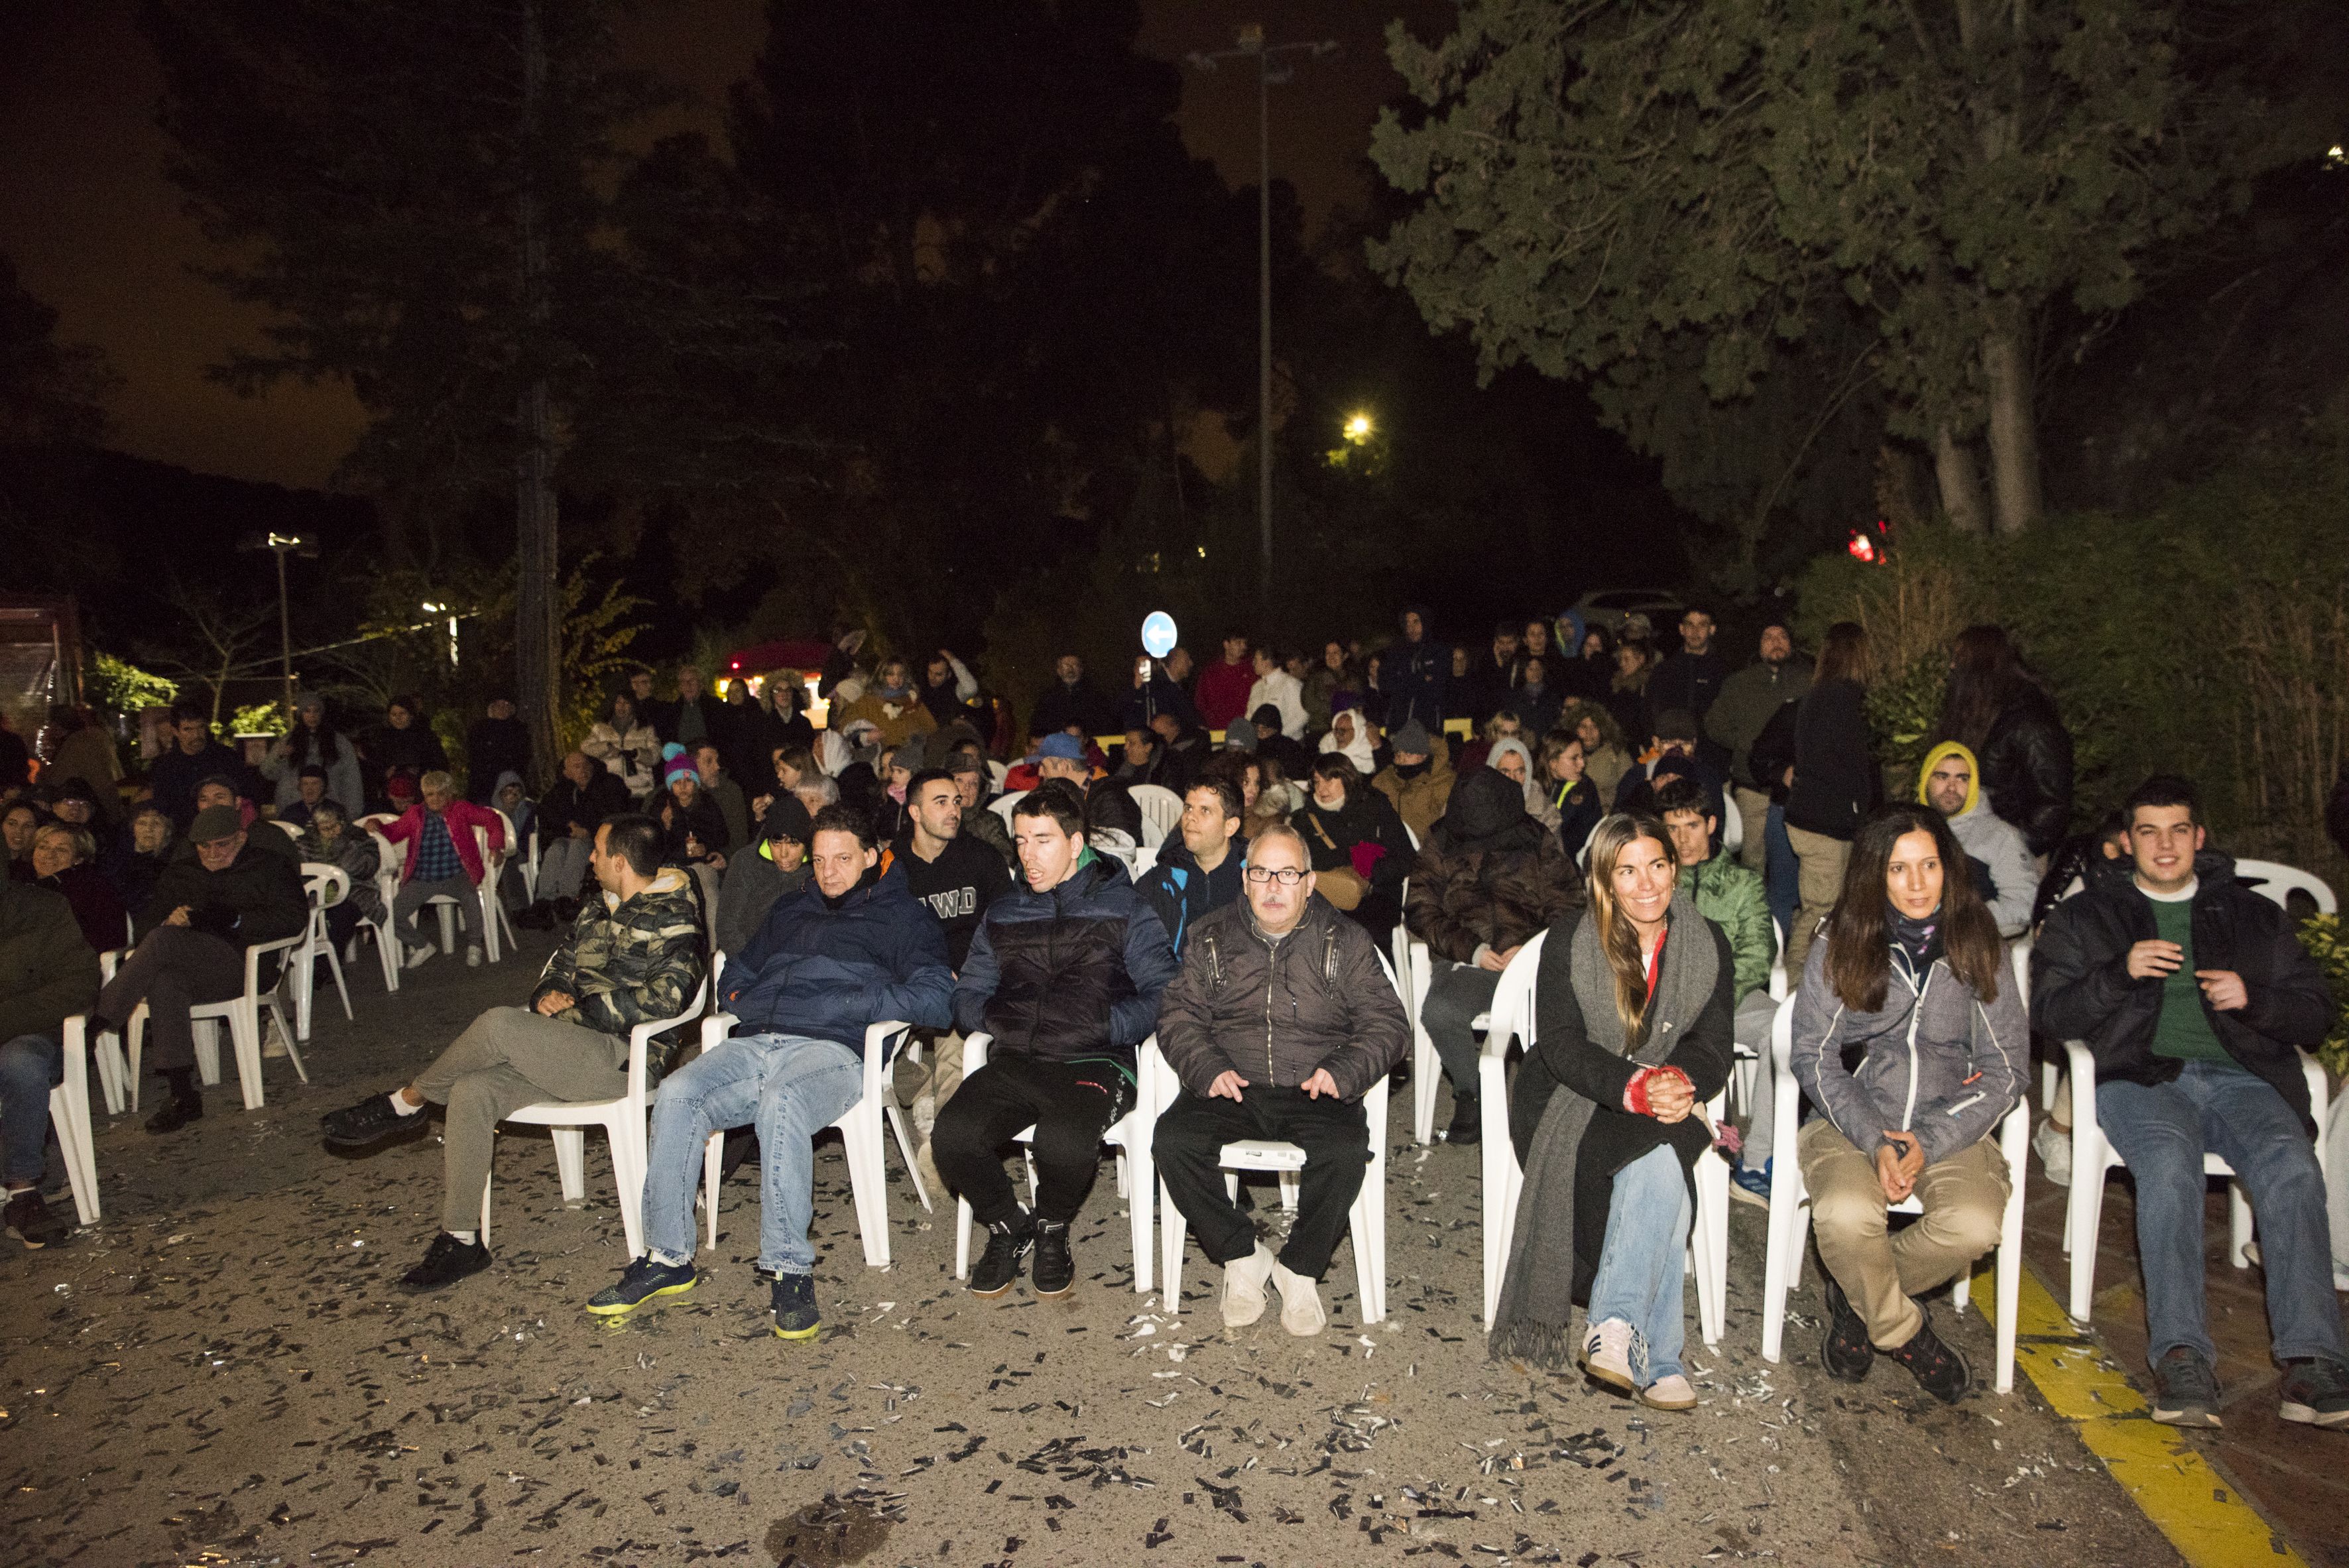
[1782,621,1876,973]
[1787,802,2025,1406]
[1491,812,1735,1412]
[1927,625,2075,858]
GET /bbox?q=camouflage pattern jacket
[533,867,708,1077]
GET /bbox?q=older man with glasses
[1152,823,1410,1335]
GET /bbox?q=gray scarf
[1489,892,1718,1367]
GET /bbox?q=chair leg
[842,1107,890,1267]
[92,1030,127,1117]
[2040,1058,2058,1114]
[2067,1140,2105,1323]
[1128,1135,1154,1296]
[229,1004,265,1111]
[1478,1057,1510,1327]
[268,999,308,1085]
[611,1121,645,1260]
[1158,1178,1186,1315]
[1760,1183,1795,1364]
[294,936,316,1042]
[324,939,353,1021]
[190,1016,221,1089]
[126,1008,147,1113]
[436,902,457,955]
[1412,1032,1439,1146]
[882,1097,930,1212]
[551,1127,586,1203]
[480,1165,495,1252]
[2228,1181,2253,1269]
[48,1089,97,1226]
[701,1130,723,1252]
[954,1193,975,1280]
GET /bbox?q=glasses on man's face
[1244,866,1306,886]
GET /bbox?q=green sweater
[2147,893,2229,1065]
[1680,854,1774,1002]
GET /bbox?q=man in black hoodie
[2035,774,2347,1431]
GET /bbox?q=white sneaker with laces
[465,945,483,969]
[1221,1242,1276,1328]
[1640,1372,1697,1411]
[1581,1317,1636,1392]
[2032,1117,2072,1187]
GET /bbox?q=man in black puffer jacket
[935,780,1177,1300]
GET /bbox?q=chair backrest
[1482,928,1550,1058]
[302,861,351,911]
[1404,822,1421,852]
[1720,801,1743,855]
[2232,858,2338,916]
[987,759,1008,790]
[989,789,1027,831]
[1128,843,1158,879]
[1768,916,1789,1001]
[271,818,303,841]
[1128,784,1183,843]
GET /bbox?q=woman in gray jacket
[1789,802,2023,1406]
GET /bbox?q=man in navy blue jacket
[935,780,1178,1300]
[589,804,952,1339]
[1382,607,1450,733]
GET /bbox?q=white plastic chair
[989,790,1027,833]
[353,823,406,992]
[270,818,303,841]
[2232,859,2338,915]
[1128,784,1183,849]
[483,975,709,1258]
[1727,917,1789,1117]
[518,824,542,904]
[2060,1040,2328,1323]
[89,948,129,1116]
[1155,951,1397,1325]
[48,1016,100,1225]
[1758,969,2031,1394]
[1408,929,1526,1147]
[987,759,1008,790]
[953,1033,1160,1294]
[690,992,926,1268]
[292,862,355,1041]
[1127,843,1159,880]
[125,934,308,1111]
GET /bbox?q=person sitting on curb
[591,805,951,1340]
[2034,774,2347,1430]
[316,814,705,1293]
[379,770,506,969]
[1789,803,2023,1406]
[1154,823,1408,1335]
[935,780,1177,1300]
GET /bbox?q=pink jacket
[381,800,506,885]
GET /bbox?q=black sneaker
[1820,1274,1875,1383]
[550,896,582,924]
[2278,1357,2348,1429]
[3,1189,70,1249]
[1445,1090,1482,1146]
[398,1233,490,1294]
[2149,1346,2222,1428]
[321,1093,424,1150]
[585,1255,699,1316]
[145,1095,202,1135]
[969,1213,1034,1297]
[1031,1219,1075,1298]
[1879,1311,1970,1404]
[772,1273,822,1340]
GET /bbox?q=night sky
[1,0,1445,492]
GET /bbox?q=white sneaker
[2033,1118,2072,1187]
[1221,1242,1276,1328]
[1581,1317,1636,1392]
[1270,1260,1326,1337]
[404,943,437,970]
[465,945,483,969]
[1640,1372,1697,1411]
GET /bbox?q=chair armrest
[961,1031,993,1077]
[700,1011,739,1050]
[2299,1048,2328,1131]
[247,934,304,987]
[2062,1041,2100,1139]
[863,1019,911,1103]
[99,949,123,983]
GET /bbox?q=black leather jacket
[1977,687,2073,857]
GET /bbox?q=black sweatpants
[932,1053,1134,1228]
[1154,1085,1369,1280]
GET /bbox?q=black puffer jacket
[1156,896,1410,1102]
[952,851,1179,1071]
[1406,770,1585,962]
[2033,851,2332,1133]
[1976,686,2073,857]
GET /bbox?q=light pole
[1187,25,1337,603]
[259,532,312,715]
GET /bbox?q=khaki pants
[1797,1117,2010,1347]
[1732,786,1770,875]
[1781,825,1850,976]
[414,1006,628,1235]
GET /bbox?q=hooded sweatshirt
[1915,741,2035,938]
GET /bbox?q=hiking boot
[1581,1317,1636,1393]
[1880,1312,1970,1404]
[772,1273,822,1340]
[1030,1218,1075,1297]
[1821,1274,1876,1383]
[586,1255,698,1316]
[145,1095,202,1136]
[320,1092,424,1150]
[969,1213,1034,1297]
[398,1232,490,1294]
[2149,1346,2222,1427]
[2278,1357,2349,1429]
[4,1188,70,1249]
[1445,1089,1482,1146]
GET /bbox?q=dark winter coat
[0,880,99,1047]
[1976,686,2074,857]
[723,864,954,1055]
[1292,785,1415,937]
[1156,896,1410,1101]
[2033,851,2333,1134]
[1382,631,1451,733]
[38,863,129,955]
[1645,648,1727,727]
[1707,658,1812,792]
[538,769,634,844]
[1406,770,1586,962]
[464,716,532,802]
[136,840,307,952]
[1783,677,1876,841]
[149,738,255,830]
[951,851,1177,1073]
[1031,677,1119,742]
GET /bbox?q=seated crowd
[2,613,2342,1434]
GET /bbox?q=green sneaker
[771,1272,821,1340]
[586,1255,697,1316]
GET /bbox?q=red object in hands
[1622,1064,1693,1116]
[1349,840,1388,880]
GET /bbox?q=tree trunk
[1933,424,1991,534]
[512,0,559,782]
[1980,317,2042,534]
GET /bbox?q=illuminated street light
[1343,412,1374,444]
[420,601,461,666]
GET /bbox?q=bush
[2297,914,2349,1080]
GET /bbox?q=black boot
[1880,1311,1970,1404]
[969,1211,1034,1297]
[1030,1218,1075,1297]
[147,1069,202,1136]
[1445,1089,1482,1145]
[1820,1274,1876,1382]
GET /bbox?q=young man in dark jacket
[1154,823,1409,1335]
[2034,775,2348,1431]
[937,780,1178,1299]
[95,804,306,1134]
[1140,774,1245,959]
[1,879,99,1248]
[147,703,256,831]
[1382,607,1449,733]
[1705,621,1810,874]
[463,697,532,804]
[594,804,951,1339]
[318,814,706,1293]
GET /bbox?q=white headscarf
[1318,711,1376,775]
[1486,736,1544,814]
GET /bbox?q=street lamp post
[259,532,311,716]
[1187,25,1337,603]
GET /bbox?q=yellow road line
[1976,1266,2307,1568]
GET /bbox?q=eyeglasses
[1244,866,1307,886]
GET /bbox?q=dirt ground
[3,935,2190,1567]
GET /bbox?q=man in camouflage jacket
[317,814,707,1294]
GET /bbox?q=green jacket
[534,867,708,1055]
[0,881,99,1046]
[1679,854,1772,1002]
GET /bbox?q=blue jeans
[1585,1144,1693,1384]
[1,1034,63,1187]
[1764,803,1799,943]
[2098,1059,2348,1368]
[642,1032,865,1276]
